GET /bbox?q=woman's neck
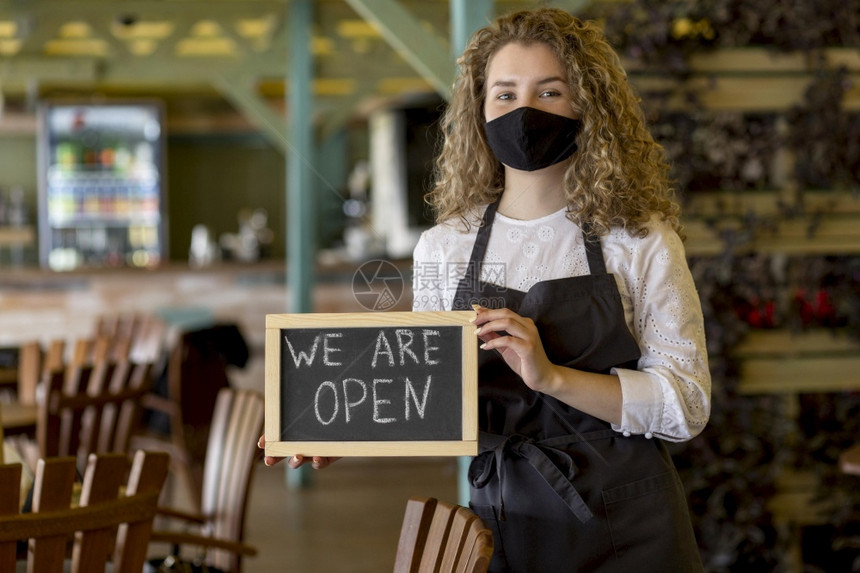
[497,164,568,220]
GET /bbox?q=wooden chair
[131,323,242,514]
[148,388,264,573]
[40,336,152,470]
[394,497,494,573]
[0,450,170,572]
[9,334,153,479]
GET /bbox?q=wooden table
[0,402,37,435]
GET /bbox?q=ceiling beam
[149,16,194,59]
[342,0,454,100]
[212,73,287,153]
[318,80,378,139]
[0,1,287,19]
[0,56,99,88]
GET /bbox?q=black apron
[453,200,702,572]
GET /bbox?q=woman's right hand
[256,435,340,469]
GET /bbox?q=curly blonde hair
[428,8,681,238]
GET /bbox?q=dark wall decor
[589,0,860,570]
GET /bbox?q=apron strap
[582,223,607,275]
[460,200,501,291]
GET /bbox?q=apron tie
[474,432,595,524]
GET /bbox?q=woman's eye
[540,90,561,98]
[497,92,515,101]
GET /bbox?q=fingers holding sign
[471,304,560,394]
[257,435,340,470]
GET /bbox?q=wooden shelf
[0,226,34,247]
[767,470,836,527]
[685,190,860,218]
[732,329,860,394]
[627,48,860,111]
[627,47,860,75]
[681,190,860,255]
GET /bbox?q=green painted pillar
[451,0,494,60]
[451,0,494,508]
[287,0,315,316]
[286,0,315,490]
[317,130,349,249]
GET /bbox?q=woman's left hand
[472,305,559,393]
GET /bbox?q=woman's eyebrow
[489,76,566,89]
[537,75,567,85]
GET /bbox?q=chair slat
[418,500,458,573]
[113,450,170,572]
[72,453,126,571]
[393,497,437,573]
[439,507,478,571]
[16,341,41,407]
[0,464,22,570]
[31,457,77,572]
[458,524,494,573]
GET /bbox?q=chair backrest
[95,312,166,366]
[0,450,170,573]
[394,497,494,573]
[17,338,65,407]
[37,335,153,473]
[198,388,265,572]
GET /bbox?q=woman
[411,8,710,572]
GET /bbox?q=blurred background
[1,0,859,571]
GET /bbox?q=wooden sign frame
[265,310,478,457]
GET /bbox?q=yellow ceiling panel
[176,37,236,56]
[59,22,94,39]
[190,20,223,37]
[128,39,158,56]
[377,77,433,94]
[237,18,274,39]
[312,36,335,56]
[336,19,381,39]
[111,21,174,40]
[314,78,356,96]
[0,21,17,38]
[44,38,107,56]
[0,39,20,56]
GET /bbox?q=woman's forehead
[485,42,566,83]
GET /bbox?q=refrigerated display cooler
[37,101,166,270]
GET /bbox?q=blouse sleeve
[611,222,711,442]
[412,230,449,312]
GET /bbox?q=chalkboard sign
[264,311,478,457]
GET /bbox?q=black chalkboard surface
[265,311,477,457]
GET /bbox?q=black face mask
[484,107,582,172]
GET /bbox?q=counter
[0,260,414,350]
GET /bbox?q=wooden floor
[242,456,461,572]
